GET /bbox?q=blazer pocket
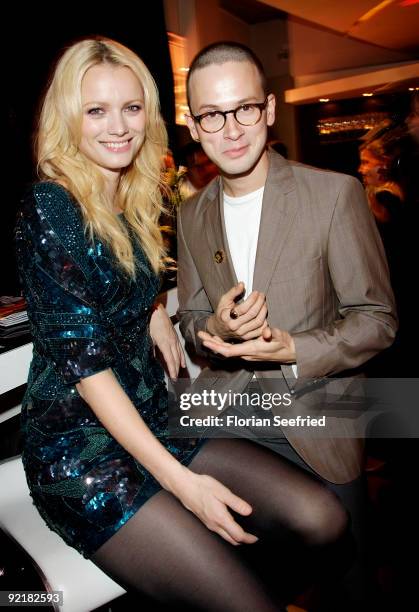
[271,255,322,283]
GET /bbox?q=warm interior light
[362,93,374,97]
[356,1,394,23]
[319,98,330,102]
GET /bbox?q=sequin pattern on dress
[15,182,205,558]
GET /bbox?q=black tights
[92,439,349,611]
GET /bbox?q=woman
[16,38,347,611]
[358,134,404,224]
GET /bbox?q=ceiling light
[356,1,393,24]
[319,98,330,102]
[362,93,374,97]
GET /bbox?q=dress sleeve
[16,184,115,384]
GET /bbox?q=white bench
[0,456,126,612]
[0,288,204,611]
[0,339,126,612]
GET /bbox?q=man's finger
[241,324,270,341]
[198,330,225,344]
[220,282,245,305]
[236,307,268,336]
[234,291,259,315]
[262,325,273,340]
[230,308,239,320]
[202,338,254,358]
[229,294,267,327]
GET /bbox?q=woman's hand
[77,371,257,546]
[172,469,258,546]
[149,303,186,378]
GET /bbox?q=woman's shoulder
[24,181,77,213]
[17,182,95,274]
[18,181,86,251]
[21,181,83,230]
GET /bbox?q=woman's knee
[269,484,349,546]
[297,487,349,545]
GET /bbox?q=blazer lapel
[203,177,237,294]
[253,152,298,294]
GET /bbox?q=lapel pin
[214,249,225,264]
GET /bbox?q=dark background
[296,93,412,176]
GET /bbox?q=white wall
[288,17,412,86]
[250,18,297,159]
[164,0,250,63]
[164,1,300,158]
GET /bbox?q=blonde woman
[16,38,346,611]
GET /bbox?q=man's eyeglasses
[191,97,269,133]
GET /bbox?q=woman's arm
[149,303,185,379]
[77,369,258,546]
[17,186,256,546]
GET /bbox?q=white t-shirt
[223,186,298,378]
[223,186,264,299]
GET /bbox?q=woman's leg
[188,438,349,546]
[92,486,283,611]
[92,438,348,610]
[252,436,368,610]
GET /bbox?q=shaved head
[187,42,266,110]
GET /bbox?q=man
[177,42,397,609]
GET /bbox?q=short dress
[15,182,205,559]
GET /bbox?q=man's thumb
[227,281,245,300]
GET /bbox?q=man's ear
[266,93,276,127]
[185,113,200,142]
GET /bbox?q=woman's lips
[101,139,132,153]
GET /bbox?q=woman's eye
[87,107,104,116]
[240,104,253,112]
[125,104,142,112]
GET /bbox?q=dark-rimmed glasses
[191,97,269,133]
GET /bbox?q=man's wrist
[206,314,233,340]
[288,335,296,362]
[206,314,219,337]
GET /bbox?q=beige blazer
[177,151,397,484]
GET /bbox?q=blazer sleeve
[177,203,213,356]
[293,175,398,379]
[15,186,115,385]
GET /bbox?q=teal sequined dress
[15,182,204,559]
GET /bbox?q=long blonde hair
[36,37,168,276]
